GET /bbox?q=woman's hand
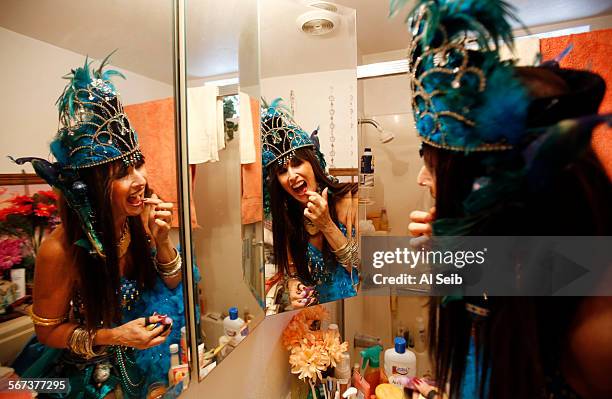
[287,278,317,308]
[413,378,438,398]
[304,188,334,232]
[110,315,171,350]
[144,193,174,246]
[409,207,435,248]
[408,207,436,236]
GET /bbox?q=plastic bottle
[361,345,382,393]
[415,317,427,353]
[328,323,340,341]
[361,148,374,174]
[168,344,179,385]
[384,337,416,382]
[379,207,389,231]
[223,307,245,346]
[335,352,351,396]
[352,363,371,399]
[180,326,188,364]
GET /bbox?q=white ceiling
[1,0,610,84]
[335,0,612,55]
[260,0,357,78]
[0,0,249,84]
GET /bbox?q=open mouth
[291,181,308,196]
[127,191,144,207]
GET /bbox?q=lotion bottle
[384,337,416,381]
[223,307,245,346]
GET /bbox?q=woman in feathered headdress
[392,0,612,398]
[261,99,359,309]
[11,54,190,397]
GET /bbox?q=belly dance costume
[14,270,196,398]
[308,223,359,304]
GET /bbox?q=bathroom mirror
[259,0,360,315]
[184,0,266,381]
[0,0,195,396]
[338,0,612,392]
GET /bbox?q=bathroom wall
[359,48,430,236]
[261,69,358,168]
[192,137,263,321]
[0,26,173,174]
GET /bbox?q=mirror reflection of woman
[262,99,359,308]
[11,56,186,398]
[392,0,612,398]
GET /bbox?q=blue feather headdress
[11,52,142,258]
[393,0,530,151]
[261,98,327,217]
[53,51,142,169]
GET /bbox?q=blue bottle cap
[394,336,406,354]
[229,307,238,320]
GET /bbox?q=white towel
[187,85,225,164]
[239,91,256,164]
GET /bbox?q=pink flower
[0,237,24,271]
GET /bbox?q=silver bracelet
[155,248,182,278]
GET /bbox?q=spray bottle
[360,345,382,393]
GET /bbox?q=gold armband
[28,307,67,327]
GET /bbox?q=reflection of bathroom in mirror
[338,2,612,397]
[0,0,194,396]
[260,0,360,315]
[185,0,266,381]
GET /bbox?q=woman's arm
[144,194,181,289]
[34,228,170,350]
[155,239,182,289]
[305,189,356,272]
[32,228,79,348]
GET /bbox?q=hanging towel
[241,96,263,224]
[124,97,199,228]
[239,91,257,164]
[187,85,225,164]
[541,29,612,179]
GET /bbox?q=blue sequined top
[307,223,359,303]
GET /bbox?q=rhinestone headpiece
[261,98,315,168]
[52,53,142,170]
[400,0,530,152]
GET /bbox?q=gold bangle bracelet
[155,248,179,268]
[68,326,105,359]
[29,307,67,327]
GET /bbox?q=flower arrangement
[0,190,60,281]
[283,305,349,399]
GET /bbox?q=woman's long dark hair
[59,159,157,329]
[267,147,357,285]
[422,66,612,398]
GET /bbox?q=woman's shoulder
[37,226,72,268]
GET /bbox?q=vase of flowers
[0,190,60,285]
[282,306,349,399]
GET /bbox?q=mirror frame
[171,0,200,384]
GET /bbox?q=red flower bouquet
[0,190,60,282]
